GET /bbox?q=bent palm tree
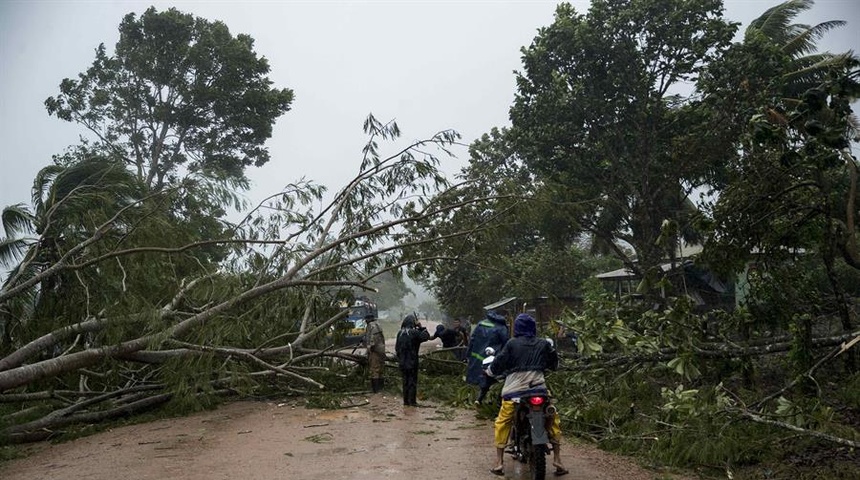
[0,158,148,349]
[746,0,857,97]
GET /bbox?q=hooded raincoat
[394,314,430,406]
[465,311,509,385]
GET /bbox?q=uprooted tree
[0,115,486,444]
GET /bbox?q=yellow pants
[494,399,562,448]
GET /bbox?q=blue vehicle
[339,297,378,345]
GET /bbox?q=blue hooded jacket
[513,313,536,337]
[490,313,558,394]
[465,311,509,385]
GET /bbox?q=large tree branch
[736,408,860,448]
[166,340,324,389]
[0,316,109,372]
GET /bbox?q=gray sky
[1,0,858,216]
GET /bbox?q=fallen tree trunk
[736,408,860,449]
[1,392,173,444]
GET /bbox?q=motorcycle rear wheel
[529,445,546,480]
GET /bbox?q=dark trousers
[400,367,418,406]
[477,376,498,403]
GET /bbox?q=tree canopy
[44,7,294,192]
[409,127,620,318]
[510,0,736,278]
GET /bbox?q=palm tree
[0,204,36,350]
[0,158,147,348]
[745,0,857,97]
[2,158,142,283]
[0,204,35,271]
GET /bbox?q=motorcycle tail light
[528,396,545,406]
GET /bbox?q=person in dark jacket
[394,314,430,406]
[430,323,460,349]
[465,311,509,392]
[454,318,470,360]
[487,313,567,477]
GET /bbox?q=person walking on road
[394,314,430,406]
[363,313,386,393]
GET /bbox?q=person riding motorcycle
[487,313,568,477]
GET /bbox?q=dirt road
[2,393,687,480]
[2,325,689,479]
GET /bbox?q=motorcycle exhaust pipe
[546,404,557,416]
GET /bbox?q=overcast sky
[1,0,858,216]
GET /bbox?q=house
[483,295,583,337]
[594,259,734,312]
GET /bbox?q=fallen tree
[0,116,500,444]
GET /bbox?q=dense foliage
[45,7,294,191]
[414,1,860,477]
[408,127,621,318]
[2,1,859,478]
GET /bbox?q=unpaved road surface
[1,393,688,480]
[2,327,689,479]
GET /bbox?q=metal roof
[483,296,518,310]
[594,262,677,280]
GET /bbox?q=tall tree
[697,0,860,358]
[45,7,294,193]
[509,0,735,283]
[408,128,619,317]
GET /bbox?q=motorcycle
[507,393,555,480]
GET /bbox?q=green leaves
[45,6,294,193]
[660,384,701,416]
[557,279,640,358]
[666,355,701,380]
[775,396,808,427]
[510,0,735,276]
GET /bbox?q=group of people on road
[362,312,432,406]
[365,313,472,405]
[361,308,567,476]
